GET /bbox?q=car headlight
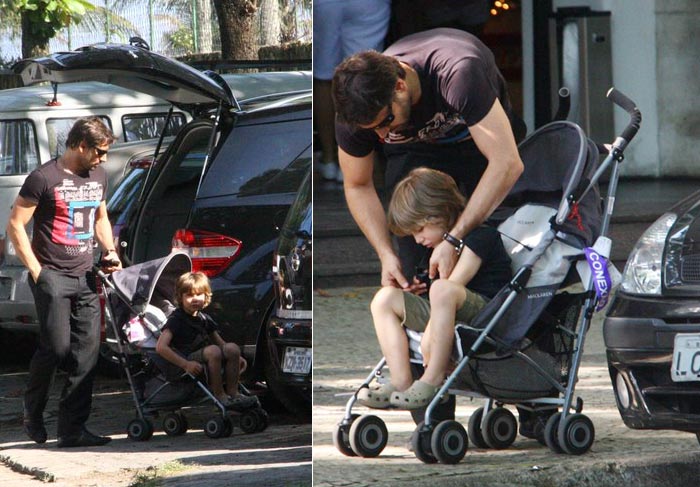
[620,212,677,294]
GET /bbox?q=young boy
[357,167,512,409]
[156,272,257,410]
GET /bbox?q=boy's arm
[446,246,483,287]
[156,329,203,376]
[210,331,227,348]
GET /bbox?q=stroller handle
[607,87,642,145]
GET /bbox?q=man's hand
[381,253,409,289]
[100,250,122,274]
[429,240,458,280]
[184,360,203,376]
[30,266,42,284]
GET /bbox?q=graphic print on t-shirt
[51,179,103,255]
[384,112,471,145]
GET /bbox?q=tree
[258,0,280,46]
[8,0,95,58]
[214,0,258,60]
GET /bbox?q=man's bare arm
[429,98,524,278]
[339,147,408,288]
[94,201,122,270]
[6,196,42,282]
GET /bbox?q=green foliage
[17,0,95,45]
[165,26,195,56]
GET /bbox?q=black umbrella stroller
[334,88,642,463]
[95,251,268,441]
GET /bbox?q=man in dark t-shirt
[333,28,526,290]
[7,117,121,448]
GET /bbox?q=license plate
[0,277,12,300]
[671,333,700,382]
[282,347,311,375]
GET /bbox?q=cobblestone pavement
[312,287,700,487]
[0,353,311,487]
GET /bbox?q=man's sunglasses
[369,107,395,131]
[93,146,108,157]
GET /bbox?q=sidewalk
[312,287,700,487]
[0,368,311,486]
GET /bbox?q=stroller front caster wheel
[483,407,517,449]
[204,416,228,439]
[348,414,388,458]
[255,408,269,432]
[162,412,188,436]
[332,414,359,457]
[544,412,564,453]
[127,418,154,441]
[467,407,489,449]
[411,422,438,464]
[431,420,468,464]
[240,410,261,434]
[557,413,594,455]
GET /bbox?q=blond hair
[175,272,212,308]
[387,168,466,237]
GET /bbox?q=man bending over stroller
[156,272,258,410]
[358,168,512,409]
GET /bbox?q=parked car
[266,168,312,416]
[604,190,700,440]
[11,43,312,412]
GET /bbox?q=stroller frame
[335,88,642,463]
[95,252,268,441]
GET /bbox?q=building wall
[655,1,700,177]
[525,1,700,177]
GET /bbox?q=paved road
[0,346,311,487]
[313,287,700,487]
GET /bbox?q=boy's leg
[419,280,467,386]
[370,287,417,391]
[199,345,224,398]
[221,342,241,397]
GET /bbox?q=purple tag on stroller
[584,247,612,311]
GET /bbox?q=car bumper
[0,266,39,332]
[267,312,312,387]
[604,293,700,432]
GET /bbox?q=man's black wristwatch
[442,232,464,256]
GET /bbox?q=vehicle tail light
[172,229,242,277]
[128,156,155,169]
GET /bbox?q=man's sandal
[389,380,440,410]
[357,382,396,409]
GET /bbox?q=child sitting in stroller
[358,168,512,410]
[156,271,258,410]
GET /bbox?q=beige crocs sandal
[357,382,396,409]
[389,380,439,410]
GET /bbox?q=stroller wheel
[483,407,517,449]
[558,413,594,455]
[204,415,228,439]
[162,412,188,436]
[349,414,388,458]
[411,422,437,464]
[332,414,359,457]
[255,408,269,432]
[431,420,468,464]
[127,418,154,441]
[467,407,489,449]
[222,416,234,437]
[240,410,261,434]
[544,412,564,453]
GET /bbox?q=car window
[47,116,111,160]
[0,119,40,175]
[107,168,146,225]
[122,113,186,142]
[199,119,310,198]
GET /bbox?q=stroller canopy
[111,252,192,310]
[508,121,602,246]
